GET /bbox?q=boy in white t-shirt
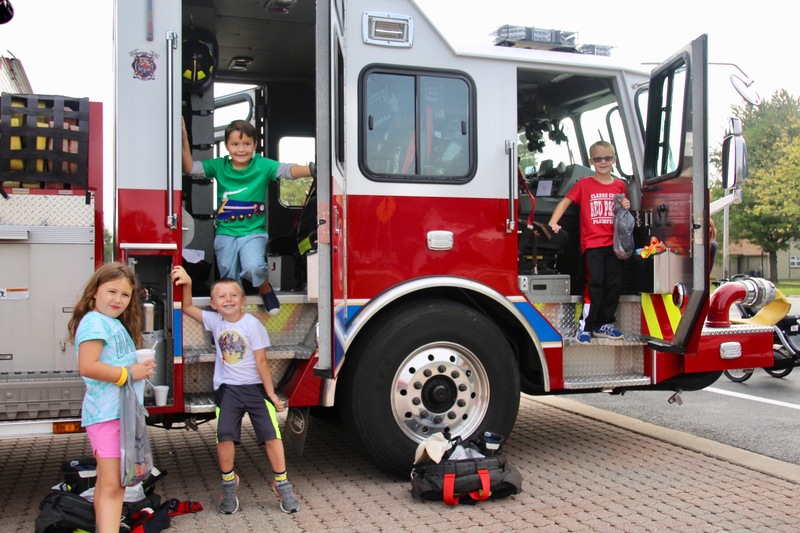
[171,265,299,515]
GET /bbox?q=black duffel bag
[410,451,522,505]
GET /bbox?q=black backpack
[34,487,162,533]
[34,457,166,533]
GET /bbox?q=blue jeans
[214,233,269,288]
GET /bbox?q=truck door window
[278,136,315,207]
[645,62,688,180]
[361,68,475,183]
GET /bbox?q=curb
[529,395,800,484]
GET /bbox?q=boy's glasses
[591,156,614,163]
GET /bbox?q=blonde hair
[589,140,616,157]
[210,277,245,298]
[66,262,144,347]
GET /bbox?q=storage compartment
[0,93,89,188]
[268,255,300,291]
[0,377,85,421]
[519,274,571,302]
[0,225,95,374]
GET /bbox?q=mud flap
[283,406,310,455]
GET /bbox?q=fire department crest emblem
[130,50,159,81]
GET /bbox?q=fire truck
[0,0,778,477]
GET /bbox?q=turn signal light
[53,421,85,434]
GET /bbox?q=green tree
[103,226,113,263]
[725,90,800,281]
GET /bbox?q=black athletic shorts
[214,383,281,445]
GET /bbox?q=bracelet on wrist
[114,366,128,386]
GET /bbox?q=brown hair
[66,262,144,347]
[224,120,257,143]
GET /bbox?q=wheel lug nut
[419,410,428,418]
[433,416,443,423]
[457,399,466,407]
[437,365,446,373]
[451,371,460,378]
[447,411,456,419]
[458,384,467,392]
[423,369,432,377]
[412,397,421,405]
[414,382,422,389]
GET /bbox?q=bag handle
[468,469,491,502]
[442,468,491,505]
[443,473,459,505]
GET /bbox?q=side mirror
[721,117,748,190]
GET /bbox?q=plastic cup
[136,348,156,364]
[154,385,169,406]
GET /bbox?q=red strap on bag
[443,472,459,505]
[442,468,491,505]
[467,469,491,502]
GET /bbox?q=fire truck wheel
[723,368,754,383]
[338,299,520,478]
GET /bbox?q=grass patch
[777,281,800,296]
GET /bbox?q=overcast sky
[3,0,797,209]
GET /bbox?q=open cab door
[642,35,709,354]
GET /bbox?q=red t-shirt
[566,176,627,253]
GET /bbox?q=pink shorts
[85,419,121,459]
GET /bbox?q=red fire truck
[0,0,777,477]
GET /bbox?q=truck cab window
[362,68,475,183]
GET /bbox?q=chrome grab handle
[165,30,178,230]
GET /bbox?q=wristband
[114,366,128,386]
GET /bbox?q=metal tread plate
[563,375,651,389]
[183,344,313,364]
[0,192,94,226]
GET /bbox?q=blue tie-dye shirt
[75,311,143,426]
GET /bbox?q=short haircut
[210,277,245,297]
[224,120,257,143]
[589,140,616,157]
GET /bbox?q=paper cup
[154,385,169,406]
[136,348,156,364]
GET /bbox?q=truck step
[562,375,652,389]
[183,344,313,364]
[562,337,648,390]
[184,390,290,414]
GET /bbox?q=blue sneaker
[593,324,623,340]
[575,330,591,344]
[260,289,281,317]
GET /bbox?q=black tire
[723,368,754,383]
[338,299,520,478]
[765,367,793,378]
[309,405,340,420]
[765,348,795,378]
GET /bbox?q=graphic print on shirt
[589,192,617,226]
[218,329,249,365]
[114,329,136,360]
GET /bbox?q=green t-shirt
[201,154,281,237]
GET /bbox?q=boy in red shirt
[547,141,631,344]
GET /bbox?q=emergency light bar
[494,24,612,56]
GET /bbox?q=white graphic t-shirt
[202,310,271,390]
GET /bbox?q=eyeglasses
[591,156,614,163]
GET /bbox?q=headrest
[537,160,554,176]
